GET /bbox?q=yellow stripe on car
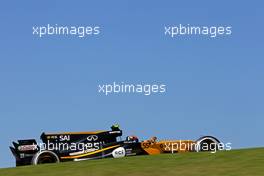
[45,131,107,135]
[61,145,120,159]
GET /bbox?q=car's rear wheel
[32,151,60,165]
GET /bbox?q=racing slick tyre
[195,136,220,152]
[31,150,60,165]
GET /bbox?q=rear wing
[10,139,39,166]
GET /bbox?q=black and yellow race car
[10,125,221,166]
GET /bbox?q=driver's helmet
[126,135,139,142]
[111,124,120,131]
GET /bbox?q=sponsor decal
[59,135,70,141]
[18,145,38,151]
[87,135,98,141]
[112,147,125,158]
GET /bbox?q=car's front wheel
[195,136,220,152]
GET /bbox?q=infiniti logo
[87,135,98,141]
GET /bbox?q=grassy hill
[1,148,264,176]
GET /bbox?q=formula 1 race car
[10,125,221,166]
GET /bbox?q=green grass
[1,148,264,176]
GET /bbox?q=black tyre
[195,136,220,152]
[32,151,60,165]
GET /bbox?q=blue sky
[0,1,263,168]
